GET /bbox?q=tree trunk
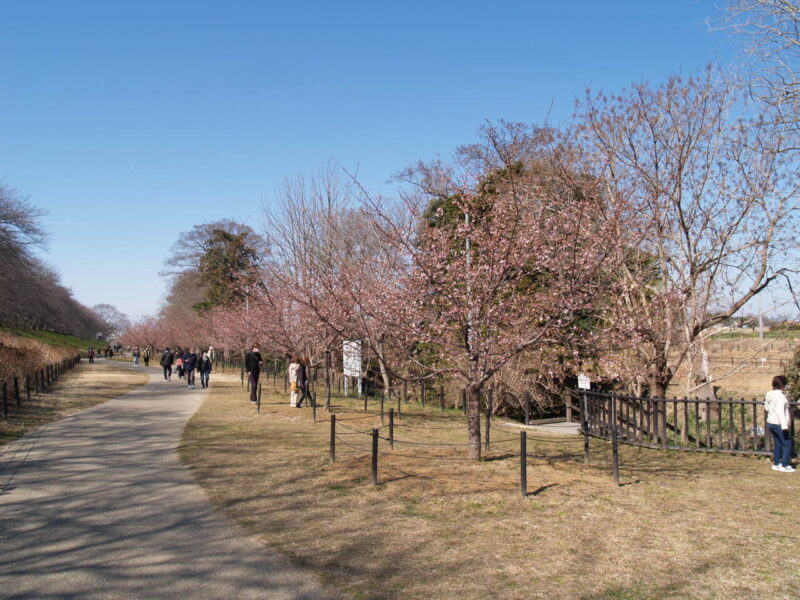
[324,349,332,412]
[467,384,482,460]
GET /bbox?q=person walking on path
[298,357,312,407]
[198,351,212,388]
[133,347,140,367]
[288,356,303,408]
[766,375,794,472]
[143,347,150,367]
[183,349,198,389]
[88,347,95,364]
[245,345,263,404]
[160,348,174,380]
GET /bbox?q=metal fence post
[312,391,317,422]
[380,391,385,425]
[3,382,8,419]
[371,428,379,486]
[14,377,20,407]
[485,390,492,451]
[257,383,262,414]
[520,431,527,497]
[582,392,590,465]
[611,394,620,485]
[329,414,336,463]
[389,408,394,449]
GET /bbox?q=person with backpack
[766,375,795,473]
[160,348,174,380]
[244,345,263,404]
[198,351,213,388]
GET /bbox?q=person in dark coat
[160,348,174,380]
[198,352,213,388]
[182,349,198,389]
[296,358,310,407]
[245,345,263,404]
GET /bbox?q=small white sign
[343,340,362,378]
[577,373,591,390]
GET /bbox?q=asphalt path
[0,360,339,599]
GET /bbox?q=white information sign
[343,340,362,377]
[577,373,591,390]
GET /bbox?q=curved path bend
[0,361,338,600]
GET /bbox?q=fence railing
[580,390,798,457]
[2,354,82,420]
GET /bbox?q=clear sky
[0,1,735,320]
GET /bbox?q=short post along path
[0,360,338,599]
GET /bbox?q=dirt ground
[0,361,149,446]
[180,376,800,600]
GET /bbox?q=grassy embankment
[181,375,800,600]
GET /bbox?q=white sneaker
[779,465,796,473]
[772,464,782,471]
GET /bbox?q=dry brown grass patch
[181,378,800,600]
[0,362,149,446]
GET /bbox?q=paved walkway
[0,361,338,599]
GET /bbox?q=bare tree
[92,304,131,339]
[577,70,799,397]
[716,1,800,138]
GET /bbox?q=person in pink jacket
[765,375,794,472]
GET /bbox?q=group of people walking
[244,345,311,407]
[158,347,214,389]
[131,347,150,367]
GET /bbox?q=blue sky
[0,1,734,319]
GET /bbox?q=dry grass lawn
[180,376,800,600]
[0,361,149,446]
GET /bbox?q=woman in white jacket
[288,356,301,408]
[765,375,794,472]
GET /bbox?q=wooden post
[565,391,573,423]
[520,431,527,498]
[396,389,401,419]
[389,408,394,449]
[402,380,408,404]
[2,382,7,419]
[26,375,31,401]
[14,377,20,407]
[371,428,379,486]
[439,383,445,412]
[329,414,336,463]
[257,383,262,414]
[364,394,368,413]
[611,394,620,485]
[421,380,426,407]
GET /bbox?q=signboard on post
[577,373,591,390]
[343,340,362,378]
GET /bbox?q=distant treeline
[0,183,103,338]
